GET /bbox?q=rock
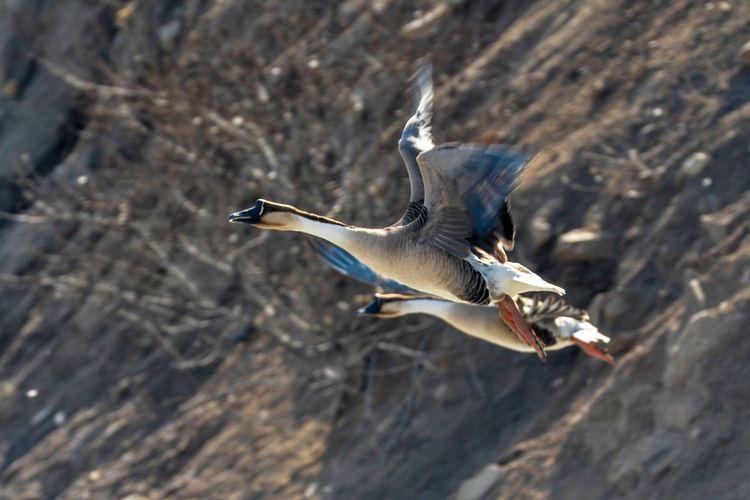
[53,410,66,426]
[528,215,552,253]
[663,306,745,390]
[601,293,631,323]
[687,277,706,307]
[554,228,615,262]
[456,464,503,500]
[0,1,106,214]
[640,434,676,479]
[652,302,750,435]
[655,397,701,430]
[739,40,750,67]
[159,19,182,47]
[31,406,53,426]
[115,2,137,27]
[607,432,677,486]
[337,0,367,24]
[679,152,711,178]
[699,191,750,243]
[587,290,642,327]
[1,80,19,97]
[699,211,731,243]
[586,293,605,325]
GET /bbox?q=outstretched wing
[307,237,419,294]
[415,143,531,259]
[395,65,434,225]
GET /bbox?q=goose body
[229,66,563,360]
[288,212,561,305]
[360,294,613,363]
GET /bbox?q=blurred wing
[395,65,434,225]
[415,144,531,259]
[307,237,419,294]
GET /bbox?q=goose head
[229,199,305,231]
[229,199,348,232]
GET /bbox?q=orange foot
[570,337,615,365]
[498,295,547,362]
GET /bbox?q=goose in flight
[310,238,613,363]
[360,294,613,363]
[229,67,563,360]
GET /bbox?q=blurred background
[1,0,749,498]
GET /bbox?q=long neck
[275,208,393,276]
[395,298,457,318]
[396,299,542,352]
[284,212,356,248]
[395,299,501,336]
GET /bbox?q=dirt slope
[1,0,749,499]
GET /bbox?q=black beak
[356,296,383,316]
[229,200,264,224]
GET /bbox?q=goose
[309,237,613,363]
[359,294,613,363]
[229,66,563,360]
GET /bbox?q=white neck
[284,213,355,248]
[284,212,395,273]
[396,299,455,318]
[396,299,549,353]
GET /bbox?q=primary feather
[395,65,434,225]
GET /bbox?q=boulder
[456,464,503,500]
[679,152,711,178]
[699,192,750,244]
[554,228,615,262]
[527,215,553,253]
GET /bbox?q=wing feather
[521,295,589,324]
[415,144,531,259]
[395,65,434,225]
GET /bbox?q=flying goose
[310,238,613,363]
[360,294,613,363]
[229,67,563,360]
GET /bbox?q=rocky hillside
[1,0,749,498]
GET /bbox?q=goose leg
[570,338,615,365]
[497,295,547,361]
